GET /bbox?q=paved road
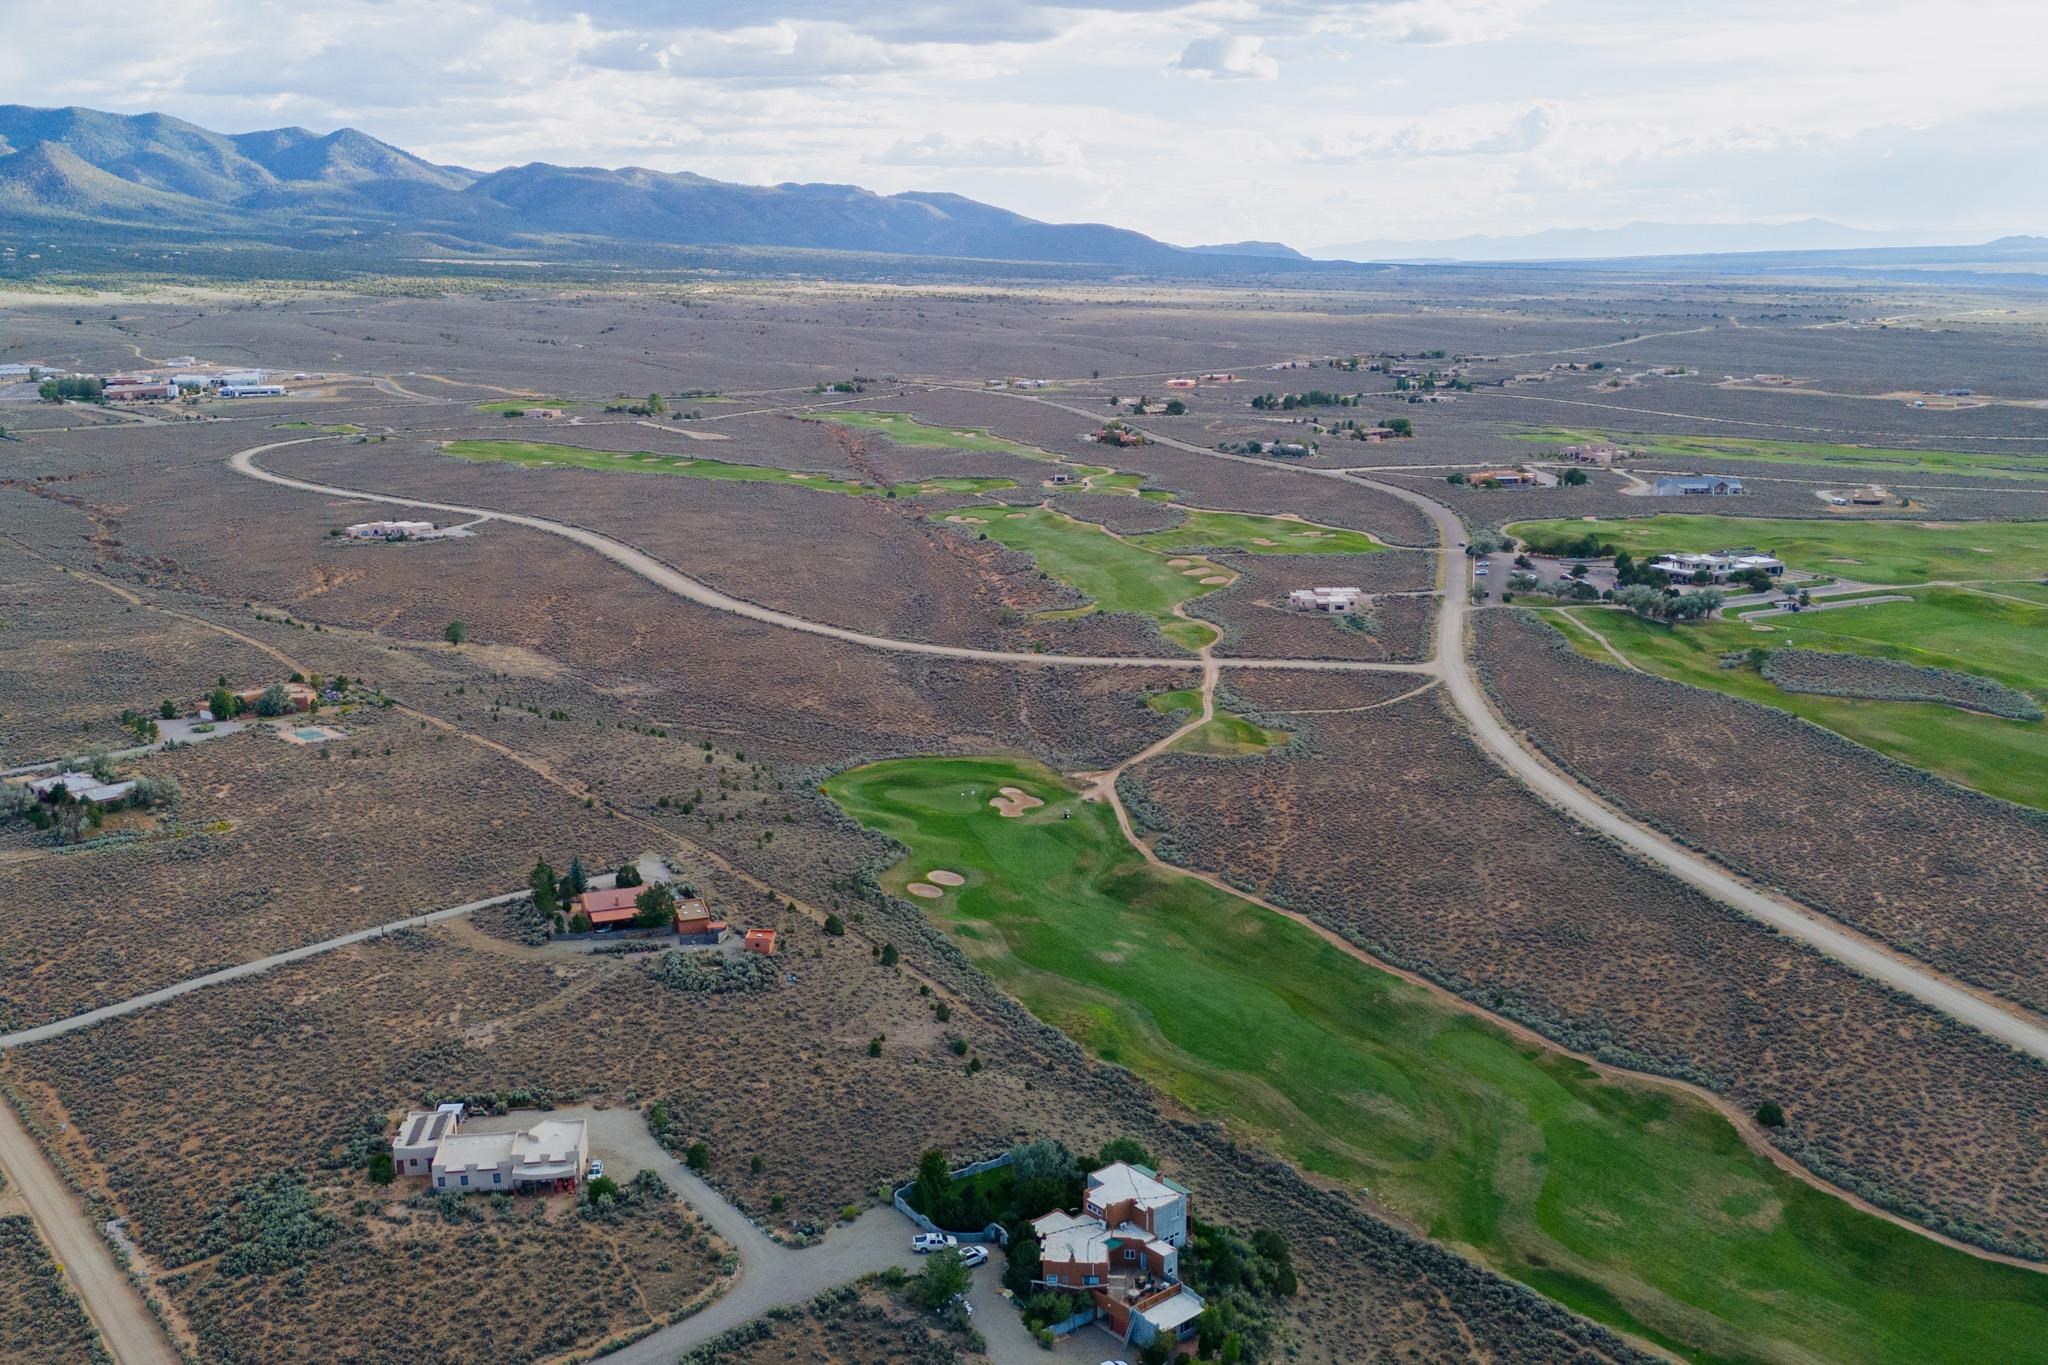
[0,891,525,1052]
[225,437,1429,677]
[0,1096,176,1365]
[483,1106,911,1364]
[986,388,2048,1064]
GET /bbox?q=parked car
[911,1232,957,1254]
[587,1160,603,1180]
[1473,563,1489,576]
[959,1245,989,1267]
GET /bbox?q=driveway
[467,1106,911,1364]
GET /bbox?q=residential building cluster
[1031,1161,1205,1349]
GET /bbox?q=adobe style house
[197,682,316,719]
[744,928,777,955]
[393,1106,589,1195]
[1030,1161,1205,1349]
[673,898,726,943]
[1468,468,1536,487]
[1649,550,1785,584]
[346,519,435,539]
[1288,586,1363,613]
[25,770,137,806]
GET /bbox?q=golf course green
[827,754,2048,1365]
[1510,427,2048,485]
[1509,514,2048,586]
[971,506,1225,651]
[1540,592,2048,808]
[441,439,1014,498]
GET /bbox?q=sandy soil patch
[906,882,944,899]
[925,870,966,886]
[676,429,730,441]
[989,786,1045,817]
[1199,575,1231,585]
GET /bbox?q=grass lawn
[972,506,1226,652]
[1143,689,1285,755]
[807,410,1063,462]
[827,756,2048,1365]
[441,439,1014,499]
[1543,605,2048,808]
[475,398,580,415]
[1133,510,1387,557]
[1508,514,2048,585]
[1510,427,2048,485]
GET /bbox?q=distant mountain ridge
[0,104,1271,270]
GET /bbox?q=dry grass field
[1125,681,2048,1260]
[677,1281,974,1365]
[1474,609,2048,1014]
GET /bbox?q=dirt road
[0,1097,175,1365]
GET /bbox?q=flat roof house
[744,928,777,955]
[347,520,435,539]
[673,899,724,941]
[1649,551,1784,584]
[430,1118,589,1195]
[1469,468,1536,487]
[392,1104,464,1178]
[1289,586,1363,613]
[26,771,136,806]
[1652,475,1744,496]
[1030,1161,1203,1349]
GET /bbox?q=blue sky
[1,0,2041,250]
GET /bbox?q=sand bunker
[1167,558,1193,567]
[906,882,943,899]
[925,870,965,886]
[1251,537,1277,546]
[989,786,1045,817]
[1006,512,1027,519]
[944,515,988,524]
[1199,575,1230,585]
[1181,568,1210,577]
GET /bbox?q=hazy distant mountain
[1314,219,1954,263]
[1184,240,1309,259]
[0,104,1276,271]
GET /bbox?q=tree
[1097,1136,1151,1168]
[1003,1230,1043,1296]
[824,913,845,936]
[880,943,899,967]
[914,1148,952,1220]
[443,620,467,647]
[1561,467,1589,486]
[1163,398,1187,416]
[634,881,677,929]
[1382,417,1412,436]
[530,857,560,918]
[686,1141,709,1173]
[159,698,177,720]
[253,683,292,717]
[1613,584,1666,619]
[1754,1100,1786,1128]
[208,686,238,721]
[565,855,589,896]
[912,1248,972,1310]
[614,862,643,888]
[1445,472,1466,485]
[588,1175,620,1202]
[646,392,666,415]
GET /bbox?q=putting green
[1509,514,2048,585]
[828,755,2048,1365]
[969,505,1225,652]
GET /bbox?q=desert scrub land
[675,1280,970,1365]
[1510,426,2048,484]
[1509,514,2048,585]
[1481,609,2048,1010]
[1758,648,2041,719]
[827,754,2048,1365]
[0,706,632,1028]
[1540,600,2048,808]
[0,1214,111,1363]
[1125,678,2048,1267]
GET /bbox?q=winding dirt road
[224,428,2048,1062]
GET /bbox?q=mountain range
[0,105,1281,270]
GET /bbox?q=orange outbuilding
[743,928,777,955]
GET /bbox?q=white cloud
[869,132,1065,168]
[1170,34,1278,80]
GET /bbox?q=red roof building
[743,928,777,955]
[573,886,641,927]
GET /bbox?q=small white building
[347,520,435,540]
[1289,587,1364,613]
[26,771,136,805]
[392,1105,465,1178]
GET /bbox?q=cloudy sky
[2,0,2042,252]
